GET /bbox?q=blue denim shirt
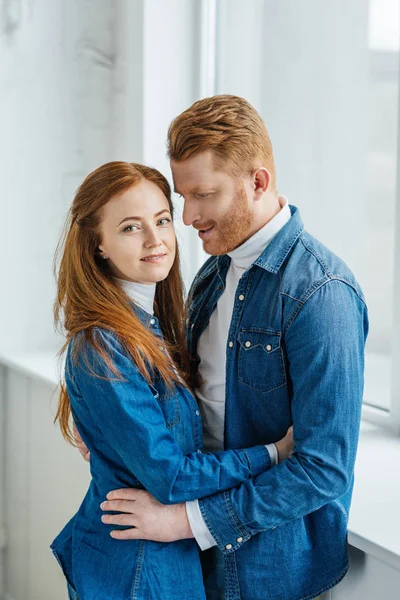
[186,205,369,600]
[51,308,271,600]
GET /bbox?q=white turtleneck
[114,277,156,316]
[186,196,292,550]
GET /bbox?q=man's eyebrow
[118,209,170,227]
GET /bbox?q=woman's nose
[144,227,162,248]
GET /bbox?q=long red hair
[54,162,189,444]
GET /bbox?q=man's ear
[253,168,271,199]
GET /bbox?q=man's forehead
[171,153,225,191]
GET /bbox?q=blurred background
[0,1,400,599]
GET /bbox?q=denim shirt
[186,205,369,600]
[50,307,271,600]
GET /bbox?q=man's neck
[236,194,284,248]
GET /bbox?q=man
[80,96,368,599]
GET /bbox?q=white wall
[0,1,115,355]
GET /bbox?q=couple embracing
[51,95,368,600]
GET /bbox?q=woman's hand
[274,426,294,463]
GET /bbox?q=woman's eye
[158,218,171,226]
[123,224,139,232]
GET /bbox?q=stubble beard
[203,186,253,256]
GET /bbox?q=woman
[51,162,293,600]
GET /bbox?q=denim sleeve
[197,279,369,553]
[72,329,271,505]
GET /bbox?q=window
[213,0,400,431]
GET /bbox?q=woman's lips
[198,226,214,240]
[140,254,167,263]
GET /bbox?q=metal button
[238,294,245,301]
[150,318,156,325]
[195,410,200,416]
[197,449,202,453]
[266,344,272,352]
[228,341,234,348]
[245,341,251,348]
[236,537,243,543]
[225,544,233,550]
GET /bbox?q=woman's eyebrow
[118,209,170,227]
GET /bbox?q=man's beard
[203,186,253,256]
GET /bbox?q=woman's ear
[97,246,108,260]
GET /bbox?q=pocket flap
[238,329,281,353]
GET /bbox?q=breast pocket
[149,383,181,428]
[238,329,286,394]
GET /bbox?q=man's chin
[202,239,231,257]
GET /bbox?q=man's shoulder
[282,230,366,305]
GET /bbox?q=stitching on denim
[258,225,304,273]
[225,491,251,540]
[225,553,241,600]
[131,540,145,600]
[333,498,349,520]
[300,235,333,277]
[239,378,287,395]
[298,562,349,600]
[280,291,304,304]
[284,277,366,335]
[199,257,219,280]
[238,341,287,394]
[198,500,224,549]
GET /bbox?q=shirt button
[245,341,251,348]
[238,294,245,301]
[195,410,200,416]
[236,537,243,543]
[228,341,234,348]
[225,544,233,550]
[150,318,156,325]
[266,344,272,352]
[197,449,202,453]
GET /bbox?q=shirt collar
[227,196,291,270]
[253,204,304,273]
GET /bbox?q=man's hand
[73,421,90,462]
[100,488,194,542]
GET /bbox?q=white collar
[228,196,291,270]
[114,277,156,315]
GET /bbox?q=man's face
[171,150,253,255]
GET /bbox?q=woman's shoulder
[66,327,131,380]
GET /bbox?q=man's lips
[140,253,167,263]
[196,225,214,240]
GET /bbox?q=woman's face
[98,179,176,285]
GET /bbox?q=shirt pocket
[238,329,287,394]
[149,383,181,428]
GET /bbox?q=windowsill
[347,420,400,571]
[0,353,399,570]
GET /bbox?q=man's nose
[182,200,202,227]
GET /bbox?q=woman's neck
[114,278,156,316]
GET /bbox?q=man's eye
[158,218,171,226]
[196,193,211,199]
[123,224,139,232]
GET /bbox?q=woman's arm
[71,328,272,505]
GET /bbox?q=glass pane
[216,0,399,411]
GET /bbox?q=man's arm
[194,279,368,553]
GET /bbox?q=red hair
[167,94,277,190]
[54,162,189,444]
